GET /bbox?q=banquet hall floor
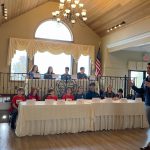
[0,123,149,150]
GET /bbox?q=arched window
[34,20,73,75]
[35,20,73,41]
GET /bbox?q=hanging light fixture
[52,0,87,24]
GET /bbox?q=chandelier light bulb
[65,9,70,13]
[57,18,61,22]
[82,17,87,21]
[63,13,67,17]
[79,3,84,8]
[59,3,64,10]
[55,11,60,15]
[71,4,76,9]
[52,12,56,16]
[60,0,65,3]
[75,13,80,17]
[81,9,86,16]
[107,29,110,32]
[71,19,76,24]
[74,0,80,4]
[67,0,71,3]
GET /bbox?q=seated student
[61,67,71,80]
[86,82,99,99]
[115,88,123,99]
[77,67,87,79]
[44,88,58,101]
[27,87,40,101]
[10,87,26,129]
[44,66,55,79]
[74,86,86,100]
[105,85,115,98]
[28,65,41,79]
[62,87,74,101]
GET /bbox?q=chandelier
[52,0,87,24]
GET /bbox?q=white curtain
[8,37,95,67]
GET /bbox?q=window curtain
[8,37,95,68]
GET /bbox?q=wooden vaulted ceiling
[0,0,150,37]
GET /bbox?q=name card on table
[92,98,100,103]
[76,99,84,104]
[120,98,128,103]
[102,98,113,103]
[45,99,55,105]
[26,99,36,105]
[57,100,65,105]
[135,98,142,103]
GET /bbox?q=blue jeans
[145,105,150,126]
[10,109,18,129]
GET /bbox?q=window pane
[35,20,73,41]
[131,71,144,88]
[11,50,27,80]
[34,52,72,75]
[78,55,90,75]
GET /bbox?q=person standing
[61,67,71,80]
[130,62,150,150]
[77,67,87,79]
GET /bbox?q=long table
[15,100,148,137]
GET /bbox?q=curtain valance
[8,37,95,66]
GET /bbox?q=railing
[0,72,132,100]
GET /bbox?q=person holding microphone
[129,62,150,150]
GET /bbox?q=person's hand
[128,79,135,87]
[145,81,150,87]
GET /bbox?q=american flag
[95,48,102,76]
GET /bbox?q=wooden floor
[0,123,150,150]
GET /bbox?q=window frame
[77,55,91,76]
[34,19,74,42]
[10,50,28,81]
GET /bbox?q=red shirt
[46,95,58,101]
[28,94,40,101]
[9,95,26,112]
[62,94,74,101]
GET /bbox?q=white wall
[101,16,150,76]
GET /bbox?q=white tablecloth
[15,100,148,137]
[93,100,148,131]
[16,101,92,136]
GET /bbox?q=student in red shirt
[27,87,40,101]
[62,87,74,101]
[45,88,58,101]
[10,87,26,129]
